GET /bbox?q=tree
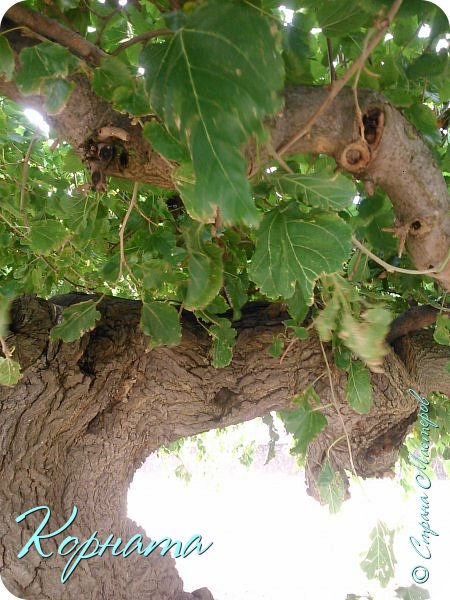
[0,0,449,598]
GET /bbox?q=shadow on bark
[0,295,446,599]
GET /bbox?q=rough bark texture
[393,330,450,398]
[1,6,450,289]
[1,6,450,598]
[1,295,449,599]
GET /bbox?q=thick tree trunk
[1,294,444,599]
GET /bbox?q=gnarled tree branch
[0,293,448,598]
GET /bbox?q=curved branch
[351,236,448,276]
[387,304,448,344]
[5,4,107,66]
[278,0,403,156]
[112,28,173,55]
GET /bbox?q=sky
[128,417,449,600]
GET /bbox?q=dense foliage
[0,4,449,595]
[0,2,448,405]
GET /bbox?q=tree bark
[1,6,450,597]
[1,6,450,289]
[1,294,448,599]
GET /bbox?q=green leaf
[0,37,15,82]
[209,318,237,367]
[434,314,450,346]
[54,195,90,230]
[65,7,90,35]
[346,360,373,414]
[42,79,75,115]
[296,326,309,339]
[63,150,84,173]
[340,307,391,370]
[406,52,447,80]
[29,220,68,254]
[285,284,309,323]
[262,413,280,464]
[174,463,192,483]
[395,584,430,600]
[112,79,150,116]
[315,294,340,342]
[268,335,284,358]
[142,0,284,225]
[92,56,134,102]
[365,210,398,255]
[224,273,248,321]
[384,89,415,108]
[141,259,180,292]
[140,300,181,348]
[0,294,13,338]
[16,42,77,93]
[50,300,101,343]
[183,223,223,310]
[274,171,355,211]
[0,357,22,387]
[143,122,190,162]
[316,458,345,513]
[279,387,327,458]
[405,104,440,145]
[334,338,352,371]
[316,1,372,37]
[360,521,396,587]
[102,254,121,283]
[249,204,352,303]
[347,250,370,282]
[59,0,79,9]
[205,296,228,315]
[442,147,450,172]
[283,12,314,84]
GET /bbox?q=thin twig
[267,142,294,174]
[348,249,363,281]
[279,337,298,363]
[327,434,346,457]
[0,212,28,239]
[0,26,25,38]
[118,181,139,281]
[39,255,88,289]
[352,32,371,140]
[351,236,449,276]
[277,0,403,157]
[326,38,336,83]
[134,204,157,230]
[319,338,358,478]
[0,336,13,359]
[112,28,173,55]
[279,322,314,363]
[20,132,37,229]
[82,0,105,19]
[108,230,134,252]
